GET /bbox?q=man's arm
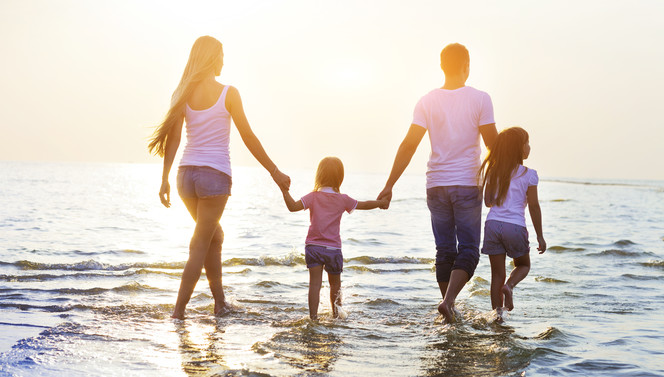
[479,123,497,150]
[377,124,426,206]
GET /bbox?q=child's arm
[526,185,546,253]
[281,187,304,212]
[356,199,389,210]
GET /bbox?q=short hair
[440,43,470,76]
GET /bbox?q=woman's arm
[159,118,183,208]
[527,185,546,253]
[226,86,290,190]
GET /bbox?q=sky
[0,0,662,181]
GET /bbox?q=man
[378,43,497,323]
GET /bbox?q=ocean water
[0,161,663,377]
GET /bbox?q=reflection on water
[420,316,533,377]
[254,319,341,374]
[176,320,228,376]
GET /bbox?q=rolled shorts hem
[305,244,343,274]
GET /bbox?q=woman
[148,36,290,319]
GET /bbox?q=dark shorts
[426,185,482,282]
[305,244,343,275]
[177,166,232,199]
[482,220,530,259]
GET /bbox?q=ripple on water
[535,276,570,284]
[640,260,664,269]
[548,245,586,253]
[587,249,655,257]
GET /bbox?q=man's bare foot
[438,301,455,323]
[171,311,184,320]
[502,284,514,311]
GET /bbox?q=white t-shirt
[486,165,539,227]
[179,85,232,177]
[412,86,494,188]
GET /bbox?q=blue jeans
[426,186,482,282]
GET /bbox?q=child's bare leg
[488,254,507,310]
[308,265,324,320]
[438,269,469,323]
[328,272,341,318]
[503,253,530,311]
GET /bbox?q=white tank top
[179,85,232,177]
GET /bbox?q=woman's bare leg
[173,195,228,319]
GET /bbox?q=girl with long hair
[149,36,290,319]
[279,157,387,320]
[479,127,546,319]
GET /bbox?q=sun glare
[323,60,373,88]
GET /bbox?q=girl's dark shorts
[481,220,530,259]
[305,244,343,275]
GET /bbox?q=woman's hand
[159,180,171,208]
[271,168,291,191]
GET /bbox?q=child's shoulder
[520,165,539,185]
[522,165,537,176]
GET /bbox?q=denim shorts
[426,186,482,282]
[482,220,530,259]
[305,244,343,274]
[177,165,232,199]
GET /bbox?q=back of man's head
[440,43,469,76]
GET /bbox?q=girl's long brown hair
[314,157,344,193]
[148,36,223,157]
[479,127,529,207]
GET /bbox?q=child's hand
[537,236,546,254]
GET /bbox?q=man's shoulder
[419,86,490,99]
[463,86,491,97]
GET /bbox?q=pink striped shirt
[301,188,358,249]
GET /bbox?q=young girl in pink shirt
[280,157,388,320]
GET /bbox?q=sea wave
[640,260,664,268]
[344,266,431,274]
[547,246,586,253]
[345,256,433,265]
[0,282,165,296]
[587,249,654,257]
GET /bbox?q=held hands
[159,180,171,208]
[376,198,390,209]
[377,186,393,209]
[271,168,291,192]
[537,236,547,254]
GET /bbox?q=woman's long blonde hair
[148,36,223,156]
[314,157,344,193]
[479,127,529,207]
